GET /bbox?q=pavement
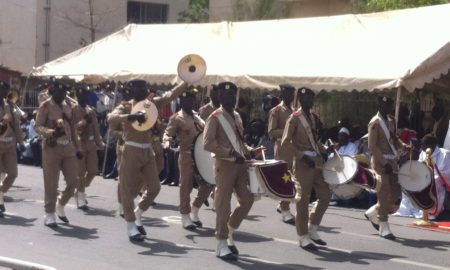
[0,165,449,270]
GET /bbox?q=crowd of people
[0,78,449,261]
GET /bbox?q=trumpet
[7,90,27,118]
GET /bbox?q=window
[127,1,168,24]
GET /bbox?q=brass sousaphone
[177,54,207,84]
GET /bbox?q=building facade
[0,0,189,74]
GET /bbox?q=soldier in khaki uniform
[365,96,408,240]
[163,90,214,229]
[199,84,220,121]
[268,84,295,224]
[108,80,187,241]
[73,86,105,210]
[204,82,262,261]
[0,81,25,218]
[281,87,331,250]
[35,82,83,227]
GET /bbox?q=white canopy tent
[32,4,450,92]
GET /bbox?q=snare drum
[332,183,364,200]
[247,160,296,201]
[192,132,215,185]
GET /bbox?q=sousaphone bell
[177,54,207,84]
[130,99,158,131]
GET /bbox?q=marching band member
[107,80,187,241]
[73,86,105,210]
[203,82,262,261]
[35,81,83,227]
[365,96,409,240]
[163,89,213,229]
[281,87,332,250]
[0,81,25,218]
[199,84,220,120]
[268,84,295,224]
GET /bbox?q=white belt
[383,154,397,160]
[57,139,71,145]
[89,136,94,141]
[125,141,151,149]
[303,151,317,157]
[0,137,13,143]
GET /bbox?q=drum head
[193,132,215,185]
[323,155,358,185]
[332,184,363,200]
[398,160,432,192]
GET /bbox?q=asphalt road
[0,165,449,270]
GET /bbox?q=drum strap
[372,114,398,157]
[297,112,320,154]
[217,113,243,156]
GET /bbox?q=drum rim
[192,131,215,185]
[323,155,358,186]
[398,160,432,192]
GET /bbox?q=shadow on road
[82,207,117,218]
[184,226,273,245]
[151,202,179,212]
[141,217,170,228]
[135,238,213,258]
[0,214,37,227]
[396,237,450,251]
[313,247,407,265]
[244,214,267,222]
[227,256,323,270]
[51,223,99,240]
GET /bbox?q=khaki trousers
[294,156,331,236]
[178,152,213,214]
[152,140,164,174]
[116,143,123,204]
[372,159,401,222]
[119,144,161,222]
[42,143,78,213]
[0,142,18,193]
[215,159,254,240]
[275,141,294,211]
[76,141,98,193]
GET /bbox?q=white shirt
[329,141,358,158]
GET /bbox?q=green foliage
[178,0,209,23]
[351,0,448,13]
[233,0,291,21]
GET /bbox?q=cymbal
[177,54,207,84]
[130,100,158,131]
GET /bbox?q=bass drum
[331,183,364,200]
[192,131,215,185]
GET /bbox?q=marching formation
[0,74,449,262]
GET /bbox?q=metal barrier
[0,256,56,270]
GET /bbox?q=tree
[178,0,209,23]
[351,0,448,13]
[233,0,291,21]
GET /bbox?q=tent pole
[101,82,119,177]
[395,86,403,125]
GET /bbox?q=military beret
[218,82,237,93]
[53,81,70,91]
[279,84,295,92]
[0,80,10,91]
[181,88,198,99]
[298,87,315,97]
[127,79,147,89]
[211,84,219,93]
[376,95,394,106]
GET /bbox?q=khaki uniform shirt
[204,107,252,159]
[35,98,80,150]
[268,101,293,160]
[73,104,103,147]
[107,83,187,145]
[0,99,23,144]
[163,110,204,152]
[281,108,325,160]
[368,112,405,168]
[199,102,217,121]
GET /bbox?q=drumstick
[393,171,411,178]
[409,141,412,172]
[262,148,266,162]
[328,139,342,161]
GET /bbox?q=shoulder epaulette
[120,100,129,105]
[41,99,50,108]
[212,110,221,117]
